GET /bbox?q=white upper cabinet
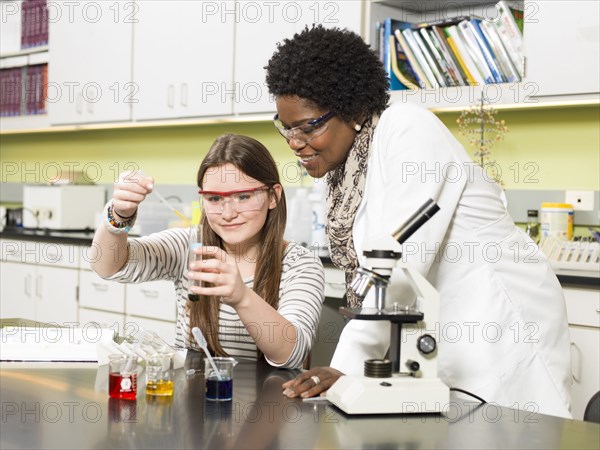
[132,1,235,121]
[522,0,599,98]
[295,0,362,31]
[233,3,296,115]
[0,0,23,55]
[49,1,133,124]
[234,0,363,114]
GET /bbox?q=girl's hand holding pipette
[112,170,154,219]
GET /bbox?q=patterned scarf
[326,117,377,308]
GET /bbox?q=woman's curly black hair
[265,25,390,124]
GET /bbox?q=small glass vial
[525,209,541,244]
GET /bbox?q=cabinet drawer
[79,270,125,313]
[78,308,124,336]
[324,267,346,300]
[1,239,79,268]
[569,326,600,420]
[126,281,176,321]
[564,287,600,328]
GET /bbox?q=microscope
[326,199,450,415]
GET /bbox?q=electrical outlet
[565,190,594,211]
[38,209,54,221]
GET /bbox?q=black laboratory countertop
[1,228,597,288]
[1,355,599,450]
[1,227,98,246]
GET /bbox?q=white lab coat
[330,102,572,418]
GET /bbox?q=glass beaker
[108,354,137,400]
[205,357,237,401]
[145,352,174,396]
[188,224,203,302]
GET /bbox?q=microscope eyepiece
[392,198,440,244]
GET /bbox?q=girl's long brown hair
[188,134,287,357]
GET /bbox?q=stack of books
[0,0,49,117]
[25,63,47,115]
[0,63,47,117]
[376,1,524,90]
[21,0,49,49]
[0,68,22,117]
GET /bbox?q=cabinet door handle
[180,83,188,107]
[167,85,175,108]
[326,281,346,288]
[91,282,109,292]
[76,92,83,114]
[141,289,159,298]
[570,341,581,383]
[24,274,32,297]
[35,275,42,298]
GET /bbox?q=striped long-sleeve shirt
[104,228,325,369]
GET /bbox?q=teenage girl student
[90,134,325,368]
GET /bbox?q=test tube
[188,225,203,302]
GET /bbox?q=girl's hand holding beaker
[187,246,249,308]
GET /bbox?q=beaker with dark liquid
[205,357,237,401]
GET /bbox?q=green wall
[439,106,599,190]
[1,122,298,187]
[1,106,599,190]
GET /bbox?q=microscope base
[326,374,449,415]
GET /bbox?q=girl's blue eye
[235,193,252,202]
[205,195,223,203]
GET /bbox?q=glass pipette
[153,189,191,225]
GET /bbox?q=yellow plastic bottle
[540,203,573,240]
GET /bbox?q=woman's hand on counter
[282,367,344,398]
[113,171,154,218]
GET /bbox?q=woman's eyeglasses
[273,111,334,145]
[198,186,270,214]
